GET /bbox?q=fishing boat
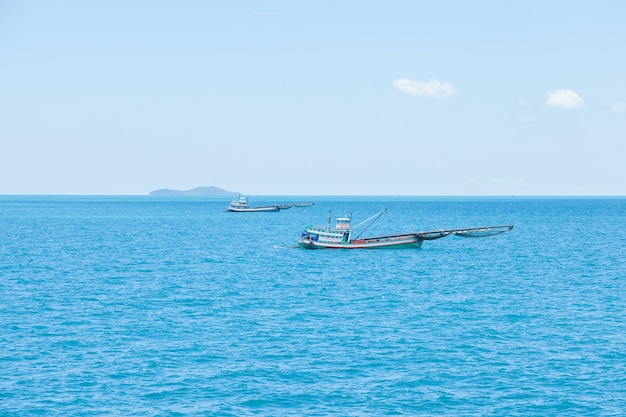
[297,209,513,249]
[227,196,314,212]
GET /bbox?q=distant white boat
[226,196,314,212]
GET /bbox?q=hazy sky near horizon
[1,1,625,195]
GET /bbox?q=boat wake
[273,245,300,250]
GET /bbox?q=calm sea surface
[1,196,625,416]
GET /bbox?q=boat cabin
[335,216,351,230]
[301,213,353,245]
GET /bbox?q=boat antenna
[327,210,332,232]
[352,209,387,240]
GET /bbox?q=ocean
[1,196,625,416]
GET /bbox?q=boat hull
[227,206,280,212]
[298,236,423,249]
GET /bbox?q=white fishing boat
[298,209,513,249]
[227,196,314,212]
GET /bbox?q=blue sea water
[1,196,625,416]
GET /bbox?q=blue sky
[1,1,625,195]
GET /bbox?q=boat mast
[327,210,332,232]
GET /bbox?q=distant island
[149,186,239,196]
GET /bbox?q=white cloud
[517,115,537,123]
[487,176,506,185]
[610,102,626,113]
[546,89,584,109]
[393,78,455,99]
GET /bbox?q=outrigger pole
[415,225,514,240]
[352,209,388,241]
